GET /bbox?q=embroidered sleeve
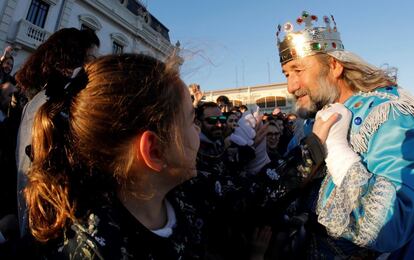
[317,161,395,248]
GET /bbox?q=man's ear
[136,131,165,172]
[330,58,344,79]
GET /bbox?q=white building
[204,82,296,114]
[0,0,179,74]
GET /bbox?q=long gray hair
[316,52,396,92]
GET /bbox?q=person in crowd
[221,110,261,177]
[0,78,19,214]
[268,110,293,156]
[188,83,204,107]
[230,106,242,119]
[24,53,336,259]
[223,111,239,140]
[216,95,232,112]
[195,101,228,176]
[277,10,414,257]
[266,122,283,163]
[0,77,20,255]
[0,78,17,120]
[263,113,289,156]
[285,113,314,155]
[0,46,14,81]
[261,113,271,123]
[15,27,100,237]
[239,104,248,114]
[195,102,266,177]
[285,113,297,135]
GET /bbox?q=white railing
[15,19,51,49]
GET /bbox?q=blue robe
[316,86,414,253]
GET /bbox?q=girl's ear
[135,131,165,172]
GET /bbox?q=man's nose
[287,74,299,94]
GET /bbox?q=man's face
[201,107,224,141]
[282,55,339,118]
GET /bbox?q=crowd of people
[0,9,413,260]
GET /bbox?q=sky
[147,0,414,94]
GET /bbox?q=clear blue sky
[148,0,414,94]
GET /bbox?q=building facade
[0,0,178,75]
[204,82,296,114]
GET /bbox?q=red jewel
[311,15,318,21]
[354,101,363,108]
[332,42,337,48]
[297,18,303,24]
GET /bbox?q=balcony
[14,19,51,50]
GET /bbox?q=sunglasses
[204,116,227,125]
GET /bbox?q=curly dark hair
[15,28,100,99]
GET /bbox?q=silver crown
[277,11,344,65]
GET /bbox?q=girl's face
[164,84,200,183]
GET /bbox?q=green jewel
[302,11,309,17]
[311,42,321,50]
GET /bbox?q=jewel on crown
[276,11,344,65]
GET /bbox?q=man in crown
[277,11,414,258]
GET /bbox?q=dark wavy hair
[15,28,100,99]
[25,54,185,242]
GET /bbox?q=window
[26,0,49,28]
[78,14,102,31]
[111,33,129,55]
[81,24,94,32]
[276,96,286,106]
[266,96,276,108]
[256,96,286,109]
[113,42,123,54]
[256,97,266,109]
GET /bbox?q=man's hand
[312,112,339,144]
[1,46,13,61]
[315,103,361,186]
